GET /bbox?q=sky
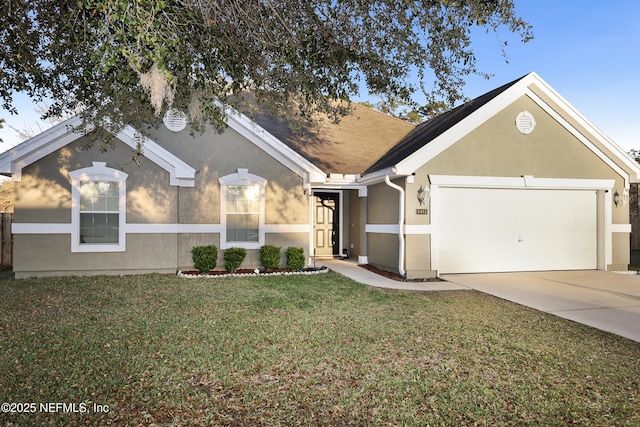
[1,0,639,152]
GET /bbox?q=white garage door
[438,188,597,273]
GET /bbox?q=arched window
[219,169,266,249]
[69,162,128,252]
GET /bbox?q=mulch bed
[179,267,328,277]
[360,264,445,282]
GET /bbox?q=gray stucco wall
[13,121,311,277]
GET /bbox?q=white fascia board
[115,126,196,187]
[313,173,363,189]
[0,115,87,180]
[224,109,327,185]
[525,90,630,187]
[524,77,640,186]
[0,113,196,187]
[528,72,640,178]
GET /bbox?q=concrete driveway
[443,271,640,343]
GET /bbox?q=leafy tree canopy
[0,0,532,149]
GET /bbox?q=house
[2,72,639,279]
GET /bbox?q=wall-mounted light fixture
[614,190,620,207]
[417,184,430,206]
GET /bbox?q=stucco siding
[611,232,630,270]
[15,136,176,225]
[148,124,308,225]
[347,190,365,260]
[12,121,312,277]
[405,234,435,279]
[414,95,625,191]
[14,234,178,278]
[367,180,403,224]
[368,233,399,273]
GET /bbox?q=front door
[314,192,339,257]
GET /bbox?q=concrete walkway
[322,259,467,291]
[443,271,640,343]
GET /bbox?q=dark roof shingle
[363,74,528,175]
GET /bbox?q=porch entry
[313,192,340,257]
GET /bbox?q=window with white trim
[219,169,266,249]
[70,162,128,252]
[226,184,260,242]
[79,181,120,243]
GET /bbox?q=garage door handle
[517,236,524,243]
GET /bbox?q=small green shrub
[260,245,282,270]
[224,247,247,272]
[191,245,218,273]
[286,247,306,270]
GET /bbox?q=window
[70,162,128,252]
[226,184,260,242]
[219,169,266,249]
[79,181,120,244]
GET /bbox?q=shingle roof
[363,74,528,175]
[251,103,415,175]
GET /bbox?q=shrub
[191,245,218,273]
[260,245,282,270]
[286,247,306,270]
[224,247,247,272]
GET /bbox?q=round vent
[515,111,536,135]
[163,109,188,132]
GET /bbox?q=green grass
[0,272,639,426]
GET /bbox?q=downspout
[384,175,406,277]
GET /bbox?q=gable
[0,115,197,187]
[0,108,329,188]
[361,72,640,188]
[420,95,625,182]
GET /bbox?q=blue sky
[1,1,639,151]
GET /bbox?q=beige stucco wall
[368,233,399,273]
[14,234,178,278]
[147,124,308,225]
[15,136,177,225]
[347,190,365,260]
[13,122,311,277]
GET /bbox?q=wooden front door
[314,193,339,257]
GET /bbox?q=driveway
[443,270,640,343]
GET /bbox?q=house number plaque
[416,209,428,215]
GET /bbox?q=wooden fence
[0,212,12,269]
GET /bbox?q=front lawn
[0,273,638,426]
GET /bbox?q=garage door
[438,188,597,273]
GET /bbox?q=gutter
[384,175,406,277]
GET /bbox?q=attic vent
[163,109,187,132]
[516,111,536,135]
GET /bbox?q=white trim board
[13,222,309,235]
